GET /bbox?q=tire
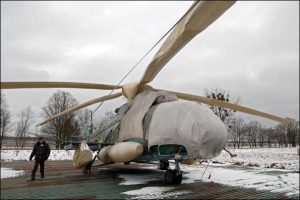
[173,170,182,184]
[165,169,175,185]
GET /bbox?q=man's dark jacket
[30,141,51,161]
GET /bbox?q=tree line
[1,89,116,149]
[1,88,299,149]
[225,117,299,148]
[204,87,299,149]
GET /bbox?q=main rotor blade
[1,82,122,90]
[139,1,236,86]
[36,91,123,126]
[156,89,292,125]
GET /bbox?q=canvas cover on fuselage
[118,91,228,159]
[117,90,170,142]
[146,101,228,159]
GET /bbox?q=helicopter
[1,1,293,184]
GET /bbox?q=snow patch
[122,186,192,199]
[1,168,25,179]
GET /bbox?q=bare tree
[275,124,288,147]
[286,119,299,147]
[96,110,116,129]
[40,90,80,149]
[258,127,268,148]
[15,106,34,149]
[77,108,92,127]
[273,120,299,148]
[0,90,13,148]
[265,127,276,147]
[73,108,93,139]
[204,87,242,122]
[228,117,247,148]
[247,120,262,148]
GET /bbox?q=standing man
[29,136,51,180]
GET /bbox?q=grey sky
[1,1,299,133]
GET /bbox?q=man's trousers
[31,159,45,179]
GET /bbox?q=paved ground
[1,160,297,199]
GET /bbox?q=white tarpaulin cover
[117,91,168,142]
[147,101,228,159]
[118,91,227,159]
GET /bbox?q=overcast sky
[1,1,299,133]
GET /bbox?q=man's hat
[38,136,44,140]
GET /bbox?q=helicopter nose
[147,101,228,159]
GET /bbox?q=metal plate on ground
[1,161,297,199]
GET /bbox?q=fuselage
[84,91,228,161]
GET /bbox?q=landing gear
[165,169,175,184]
[165,169,182,184]
[158,159,169,170]
[82,150,100,174]
[82,162,92,174]
[173,170,182,184]
[160,159,183,185]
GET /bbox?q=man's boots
[31,171,35,180]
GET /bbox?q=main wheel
[165,169,175,185]
[174,170,182,184]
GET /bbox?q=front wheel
[165,169,175,185]
[173,170,182,184]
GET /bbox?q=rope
[92,1,200,115]
[200,159,211,181]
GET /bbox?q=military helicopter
[1,1,292,184]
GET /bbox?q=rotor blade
[139,1,236,86]
[1,82,122,90]
[36,91,123,126]
[155,89,292,125]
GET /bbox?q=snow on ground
[211,147,299,171]
[122,186,193,199]
[122,165,299,199]
[1,147,299,198]
[1,168,25,179]
[180,164,299,197]
[0,149,78,162]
